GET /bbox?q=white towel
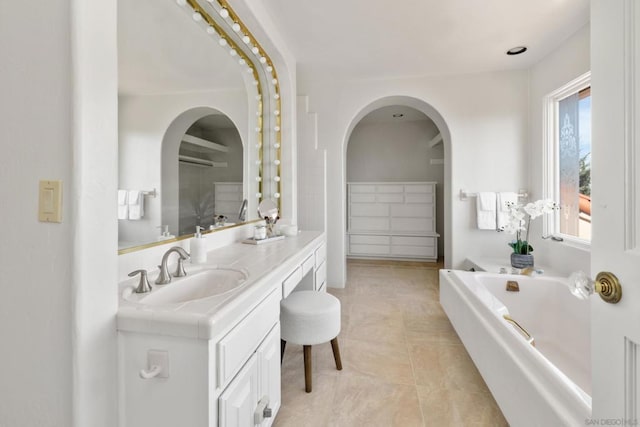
[476,192,497,230]
[128,190,144,220]
[117,190,128,220]
[497,192,518,229]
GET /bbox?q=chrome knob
[263,407,272,418]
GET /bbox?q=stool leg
[331,338,343,371]
[303,345,312,393]
[280,339,286,364]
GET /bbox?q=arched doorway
[341,96,452,279]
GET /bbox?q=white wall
[0,1,74,424]
[1,1,119,426]
[118,90,250,246]
[347,119,445,255]
[298,70,530,286]
[528,24,591,276]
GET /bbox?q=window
[544,72,591,244]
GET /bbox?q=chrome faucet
[155,246,190,285]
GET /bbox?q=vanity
[117,231,326,427]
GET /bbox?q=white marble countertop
[117,230,324,340]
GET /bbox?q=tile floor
[273,259,508,427]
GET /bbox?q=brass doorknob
[594,271,622,304]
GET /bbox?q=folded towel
[128,190,144,220]
[497,192,518,229]
[476,192,497,230]
[118,190,128,220]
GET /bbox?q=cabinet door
[256,325,281,427]
[219,354,259,427]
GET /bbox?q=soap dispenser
[190,226,207,264]
[157,225,175,241]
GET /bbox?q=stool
[280,290,342,393]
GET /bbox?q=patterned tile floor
[273,259,508,427]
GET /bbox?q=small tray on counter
[241,235,286,245]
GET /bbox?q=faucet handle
[129,269,152,294]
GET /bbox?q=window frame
[542,71,591,250]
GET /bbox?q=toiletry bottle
[156,225,175,241]
[190,226,207,264]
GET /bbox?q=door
[591,1,640,420]
[256,325,281,427]
[219,354,258,427]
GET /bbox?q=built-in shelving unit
[347,181,439,260]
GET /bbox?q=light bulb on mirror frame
[232,22,241,32]
[255,177,262,182]
[274,176,281,182]
[219,8,229,18]
[274,126,280,132]
[242,35,251,44]
[274,159,281,165]
[274,193,281,199]
[192,12,203,22]
[239,58,246,65]
[206,26,216,35]
[252,47,260,54]
[229,49,237,56]
[219,38,228,46]
[256,192,262,198]
[273,143,280,149]
[176,0,187,6]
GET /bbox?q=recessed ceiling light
[506,46,527,56]
[392,113,404,118]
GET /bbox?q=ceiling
[358,105,433,125]
[262,0,590,80]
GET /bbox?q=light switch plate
[39,180,62,223]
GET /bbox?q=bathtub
[439,270,591,426]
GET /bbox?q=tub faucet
[520,267,543,276]
[155,246,190,284]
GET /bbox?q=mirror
[117,0,261,251]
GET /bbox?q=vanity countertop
[117,230,324,340]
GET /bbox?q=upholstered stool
[280,290,342,393]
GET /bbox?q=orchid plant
[501,199,559,254]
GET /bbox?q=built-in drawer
[350,234,390,245]
[405,193,434,204]
[315,242,327,269]
[282,266,303,298]
[391,217,434,232]
[404,184,434,193]
[350,217,390,231]
[349,244,390,255]
[391,204,432,218]
[376,184,404,193]
[315,261,326,292]
[376,194,403,203]
[350,184,376,193]
[217,289,279,388]
[301,254,314,277]
[391,235,436,247]
[350,203,389,217]
[350,193,376,203]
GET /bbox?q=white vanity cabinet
[347,182,439,261]
[118,231,326,427]
[118,288,281,427]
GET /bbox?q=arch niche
[161,106,248,237]
[341,95,452,277]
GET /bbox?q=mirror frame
[118,0,282,255]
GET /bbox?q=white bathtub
[439,270,592,426]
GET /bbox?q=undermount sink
[132,267,249,306]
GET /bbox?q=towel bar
[459,189,528,201]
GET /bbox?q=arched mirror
[117,0,280,252]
